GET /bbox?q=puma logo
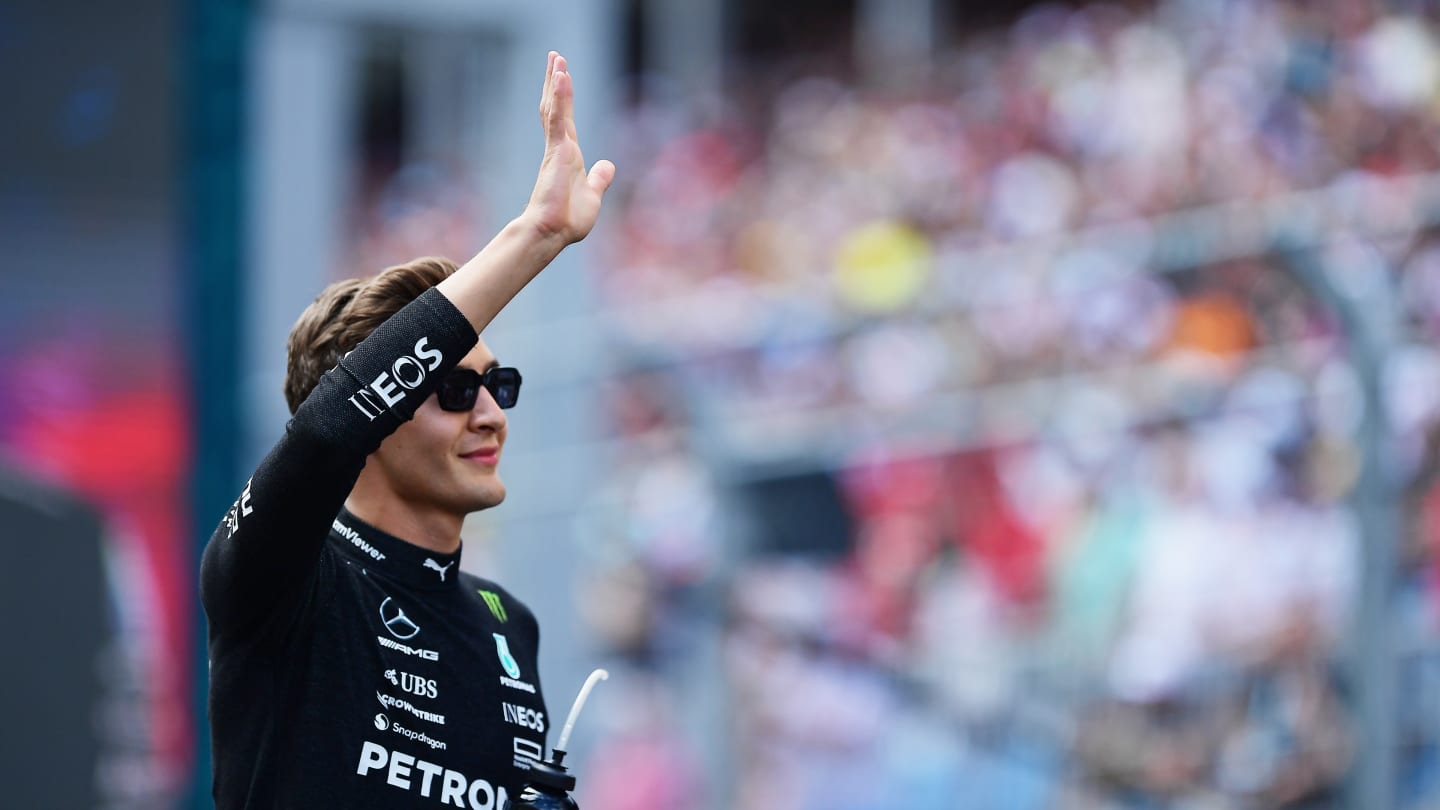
[423,558,454,582]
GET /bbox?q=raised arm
[201,51,614,637]
[436,51,616,333]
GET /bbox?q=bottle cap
[523,749,576,793]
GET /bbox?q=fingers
[537,50,613,198]
[588,159,617,194]
[539,51,557,124]
[558,62,577,140]
[546,60,573,144]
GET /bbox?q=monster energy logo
[479,590,508,622]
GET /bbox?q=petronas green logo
[493,633,521,679]
[478,590,507,623]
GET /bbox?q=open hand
[525,51,616,244]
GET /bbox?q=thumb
[587,159,616,195]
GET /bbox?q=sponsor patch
[377,691,445,726]
[478,590,507,622]
[513,737,543,771]
[348,337,444,420]
[380,597,421,640]
[502,702,545,732]
[492,633,521,679]
[356,740,504,808]
[377,635,439,661]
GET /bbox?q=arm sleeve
[200,288,478,637]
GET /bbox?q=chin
[465,484,507,513]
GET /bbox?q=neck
[343,491,464,556]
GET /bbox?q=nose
[468,386,507,433]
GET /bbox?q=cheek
[388,411,460,457]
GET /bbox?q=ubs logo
[386,668,439,699]
[379,597,420,640]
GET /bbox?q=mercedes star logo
[379,596,420,640]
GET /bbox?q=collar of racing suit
[328,507,465,590]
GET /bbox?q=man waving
[200,52,613,809]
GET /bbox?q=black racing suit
[201,288,549,810]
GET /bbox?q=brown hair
[284,257,459,414]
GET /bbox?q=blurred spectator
[577,0,1440,806]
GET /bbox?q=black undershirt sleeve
[200,287,478,638]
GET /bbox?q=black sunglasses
[436,367,523,411]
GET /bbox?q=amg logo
[334,518,385,560]
[377,636,439,661]
[349,336,444,420]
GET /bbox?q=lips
[461,447,500,465]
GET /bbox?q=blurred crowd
[0,338,193,807]
[563,1,1440,808]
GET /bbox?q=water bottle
[504,669,608,810]
[504,749,580,810]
